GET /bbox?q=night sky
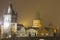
[0,0,60,27]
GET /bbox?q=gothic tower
[32,10,42,28]
[3,3,17,36]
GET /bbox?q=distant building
[16,24,28,37]
[0,3,55,38]
[26,27,39,37]
[17,24,24,31]
[3,3,17,38]
[32,11,42,28]
[30,10,42,37]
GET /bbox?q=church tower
[3,3,17,36]
[32,10,42,28]
[7,3,17,23]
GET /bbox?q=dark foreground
[1,37,60,40]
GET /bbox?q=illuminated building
[1,3,55,38]
[48,22,57,34]
[32,11,42,28]
[26,27,39,37]
[16,24,28,37]
[3,3,17,37]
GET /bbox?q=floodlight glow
[41,33,44,36]
[4,22,10,29]
[3,15,11,29]
[46,33,48,35]
[39,39,45,40]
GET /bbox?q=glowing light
[46,33,48,35]
[32,20,42,27]
[11,23,17,33]
[3,15,11,29]
[41,33,44,36]
[9,35,11,38]
[39,39,45,40]
[4,22,10,29]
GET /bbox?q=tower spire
[35,9,40,20]
[7,3,13,14]
[32,9,42,28]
